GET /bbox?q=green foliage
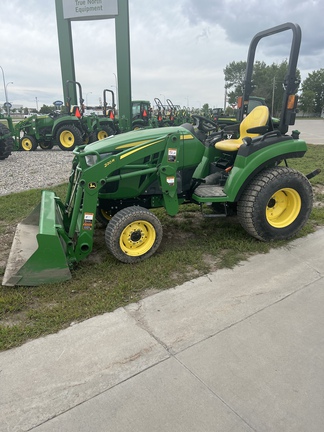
[224,60,301,116]
[299,69,324,115]
[39,104,58,114]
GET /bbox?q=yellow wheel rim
[100,209,111,222]
[266,188,301,228]
[120,220,156,256]
[97,130,108,140]
[21,138,33,151]
[60,130,75,148]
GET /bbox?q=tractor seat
[215,105,269,152]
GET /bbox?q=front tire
[105,206,163,263]
[20,135,38,151]
[237,167,313,241]
[56,124,83,151]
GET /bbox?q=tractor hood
[83,126,190,155]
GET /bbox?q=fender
[223,137,308,202]
[52,115,81,135]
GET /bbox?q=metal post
[0,65,10,116]
[115,0,132,131]
[55,0,77,106]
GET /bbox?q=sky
[0,0,323,111]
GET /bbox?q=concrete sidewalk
[1,229,323,432]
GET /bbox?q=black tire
[237,167,313,241]
[89,126,114,143]
[0,123,14,160]
[20,135,38,151]
[132,122,143,130]
[55,124,83,151]
[96,207,112,227]
[105,206,163,263]
[97,125,114,140]
[39,141,54,150]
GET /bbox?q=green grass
[0,145,323,351]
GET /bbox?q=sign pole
[115,0,132,131]
[55,0,131,128]
[55,0,77,107]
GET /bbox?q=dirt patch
[313,184,324,208]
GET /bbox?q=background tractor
[0,121,14,159]
[97,88,119,137]
[2,81,117,153]
[3,22,320,287]
[131,100,152,130]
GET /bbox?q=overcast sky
[1,0,323,110]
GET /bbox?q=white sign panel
[63,0,118,21]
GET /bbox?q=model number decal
[104,158,115,168]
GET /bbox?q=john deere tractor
[0,121,14,159]
[131,100,152,130]
[3,23,320,286]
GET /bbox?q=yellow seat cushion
[215,105,269,152]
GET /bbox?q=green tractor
[65,81,117,145]
[0,110,82,152]
[99,88,119,136]
[3,22,320,286]
[11,81,116,152]
[0,121,14,159]
[154,97,169,127]
[131,100,152,130]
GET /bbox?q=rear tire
[39,141,54,150]
[105,206,163,263]
[20,135,38,151]
[56,124,83,151]
[237,167,313,241]
[89,125,115,143]
[132,122,143,130]
[0,123,14,159]
[97,125,114,140]
[96,207,112,227]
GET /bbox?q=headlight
[85,154,97,166]
[85,152,113,166]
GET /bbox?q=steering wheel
[48,111,60,119]
[191,114,219,133]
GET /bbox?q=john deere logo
[88,182,97,189]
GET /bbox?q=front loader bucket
[2,191,72,287]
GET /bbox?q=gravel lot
[0,149,74,196]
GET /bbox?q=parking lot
[292,119,324,145]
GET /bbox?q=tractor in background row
[0,81,117,154]
[0,121,14,159]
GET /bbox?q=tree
[224,60,301,116]
[299,69,324,116]
[39,104,56,114]
[224,61,246,93]
[202,103,209,116]
[298,89,316,115]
